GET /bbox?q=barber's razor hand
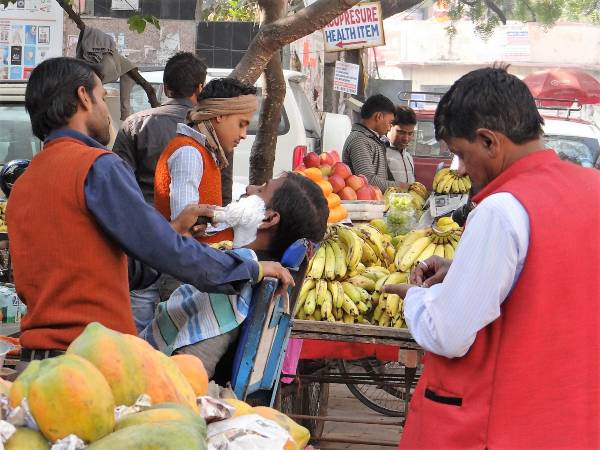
[410,256,452,287]
[171,204,215,237]
[259,261,295,298]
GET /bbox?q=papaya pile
[0,322,308,450]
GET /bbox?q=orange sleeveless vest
[7,138,136,350]
[154,135,233,244]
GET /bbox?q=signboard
[502,24,530,61]
[111,0,139,11]
[322,2,385,52]
[333,60,359,95]
[0,0,63,80]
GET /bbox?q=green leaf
[127,15,147,33]
[144,15,161,30]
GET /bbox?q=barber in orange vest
[385,66,599,449]
[155,78,257,245]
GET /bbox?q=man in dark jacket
[342,94,402,192]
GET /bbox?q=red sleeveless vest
[7,138,136,350]
[154,135,233,244]
[400,151,599,449]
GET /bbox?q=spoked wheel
[300,380,329,439]
[337,358,413,417]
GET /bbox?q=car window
[289,82,321,138]
[544,135,600,168]
[247,88,289,136]
[408,119,450,158]
[0,104,41,164]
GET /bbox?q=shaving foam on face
[213,195,266,247]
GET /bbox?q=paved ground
[313,383,402,450]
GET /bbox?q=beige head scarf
[188,95,258,169]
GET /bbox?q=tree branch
[520,0,537,21]
[483,0,507,24]
[56,0,86,30]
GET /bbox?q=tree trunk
[246,0,287,185]
[55,0,159,108]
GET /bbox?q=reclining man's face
[245,175,286,230]
[213,111,254,152]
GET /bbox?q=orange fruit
[304,167,323,182]
[170,354,209,397]
[317,180,333,196]
[328,205,348,223]
[327,193,341,209]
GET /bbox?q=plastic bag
[207,414,292,450]
[385,193,417,235]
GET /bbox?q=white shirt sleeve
[167,146,204,220]
[403,193,530,358]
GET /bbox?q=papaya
[221,398,253,417]
[115,402,205,432]
[27,354,115,443]
[0,376,12,396]
[170,354,209,397]
[5,428,50,450]
[9,358,61,408]
[67,322,198,412]
[87,422,207,450]
[252,406,310,450]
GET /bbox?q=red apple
[328,150,341,164]
[320,164,332,177]
[328,174,345,193]
[358,174,369,185]
[331,162,352,180]
[373,186,383,201]
[303,152,320,168]
[319,152,334,166]
[339,186,358,201]
[346,175,366,191]
[356,185,375,200]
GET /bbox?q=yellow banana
[327,281,338,311]
[394,318,405,329]
[298,279,316,303]
[314,309,322,321]
[296,307,306,320]
[385,293,401,316]
[333,307,343,321]
[327,311,336,322]
[303,289,316,315]
[315,279,328,305]
[341,281,362,303]
[457,178,467,193]
[385,271,409,286]
[399,236,433,272]
[330,239,347,279]
[336,225,362,271]
[342,294,359,316]
[373,302,384,321]
[360,237,379,265]
[357,301,369,313]
[343,313,355,324]
[434,244,445,258]
[384,242,396,263]
[463,176,472,191]
[437,216,454,226]
[321,290,333,317]
[322,242,335,280]
[378,313,391,327]
[432,168,450,191]
[307,245,326,279]
[375,274,389,292]
[355,286,370,301]
[395,228,431,267]
[451,179,460,193]
[346,275,376,292]
[444,243,455,259]
[442,174,454,193]
[354,224,385,260]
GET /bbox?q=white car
[542,116,600,168]
[106,68,351,190]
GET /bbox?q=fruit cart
[279,320,423,448]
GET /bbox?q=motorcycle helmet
[0,159,30,198]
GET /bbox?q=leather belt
[20,348,65,361]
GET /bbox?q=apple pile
[297,151,383,202]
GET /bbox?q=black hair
[393,105,417,126]
[267,172,329,259]
[163,52,207,98]
[360,94,395,119]
[434,66,544,144]
[198,78,257,100]
[25,57,103,141]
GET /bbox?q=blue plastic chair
[231,239,312,405]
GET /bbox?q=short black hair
[25,57,103,141]
[434,66,544,144]
[267,172,329,258]
[360,94,395,119]
[163,52,207,98]
[393,105,416,126]
[198,78,257,100]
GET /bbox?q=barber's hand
[259,261,295,298]
[410,256,452,287]
[382,283,417,298]
[171,204,215,237]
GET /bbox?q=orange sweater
[154,135,233,244]
[7,138,136,350]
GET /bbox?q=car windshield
[544,135,600,168]
[408,119,450,158]
[0,104,42,164]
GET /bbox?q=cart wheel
[301,381,329,440]
[337,359,413,417]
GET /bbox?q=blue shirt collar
[45,128,107,150]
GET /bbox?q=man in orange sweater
[7,57,293,363]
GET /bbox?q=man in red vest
[7,57,293,362]
[385,67,599,448]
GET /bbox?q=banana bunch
[433,168,471,194]
[394,218,462,272]
[408,182,428,210]
[210,240,233,251]
[0,202,6,233]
